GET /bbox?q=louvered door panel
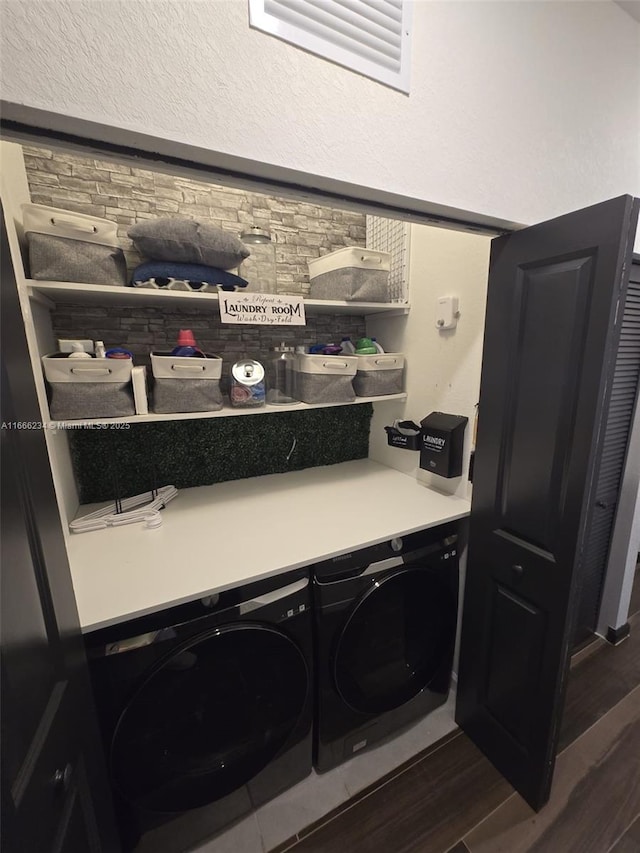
[575,275,640,639]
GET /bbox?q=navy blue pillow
[130,261,248,291]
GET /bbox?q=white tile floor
[192,691,458,853]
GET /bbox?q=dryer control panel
[312,522,459,582]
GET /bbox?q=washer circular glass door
[110,623,309,812]
[333,569,455,715]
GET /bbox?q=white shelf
[49,393,407,428]
[24,280,410,317]
[67,460,471,632]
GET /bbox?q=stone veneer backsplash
[24,146,369,376]
[22,145,366,295]
[24,145,373,488]
[51,303,366,385]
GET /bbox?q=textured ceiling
[615,1,640,24]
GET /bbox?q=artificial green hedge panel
[70,404,373,504]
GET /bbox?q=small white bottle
[371,337,385,353]
[94,340,106,358]
[68,342,92,359]
[340,337,356,354]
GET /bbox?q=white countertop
[67,460,471,633]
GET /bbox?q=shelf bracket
[25,284,56,310]
[365,305,410,318]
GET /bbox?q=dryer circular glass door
[333,569,455,715]
[110,624,309,812]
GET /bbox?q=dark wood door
[455,196,639,811]
[0,208,120,852]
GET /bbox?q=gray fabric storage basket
[353,354,405,397]
[27,233,127,285]
[308,247,390,302]
[309,268,389,302]
[42,353,135,420]
[150,352,223,414]
[353,368,403,397]
[152,379,223,414]
[294,354,357,404]
[296,372,355,404]
[22,204,128,286]
[48,382,135,419]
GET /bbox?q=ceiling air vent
[249,0,412,94]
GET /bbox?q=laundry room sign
[219,292,306,325]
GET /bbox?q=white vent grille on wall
[249,0,412,94]
[366,216,410,303]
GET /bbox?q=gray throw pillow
[128,218,250,270]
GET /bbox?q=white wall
[1,1,639,241]
[368,223,490,497]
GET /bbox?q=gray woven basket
[353,368,403,397]
[48,382,135,420]
[152,378,223,414]
[28,233,127,286]
[309,268,389,302]
[295,373,355,404]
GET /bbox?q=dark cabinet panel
[498,255,593,552]
[0,207,120,853]
[484,585,545,748]
[456,195,639,810]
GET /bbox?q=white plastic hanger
[69,485,178,534]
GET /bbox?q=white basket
[354,353,404,372]
[308,247,390,303]
[294,354,357,404]
[42,354,133,384]
[308,247,390,279]
[353,353,405,397]
[150,353,222,380]
[42,354,135,419]
[22,203,127,286]
[295,354,357,376]
[22,203,120,247]
[150,353,223,414]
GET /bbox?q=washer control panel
[313,523,459,581]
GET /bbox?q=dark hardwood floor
[273,567,640,853]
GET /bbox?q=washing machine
[85,568,313,852]
[312,524,459,773]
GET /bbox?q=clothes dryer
[85,569,313,851]
[312,525,459,772]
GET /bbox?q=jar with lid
[230,359,266,408]
[267,343,298,405]
[240,227,277,294]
